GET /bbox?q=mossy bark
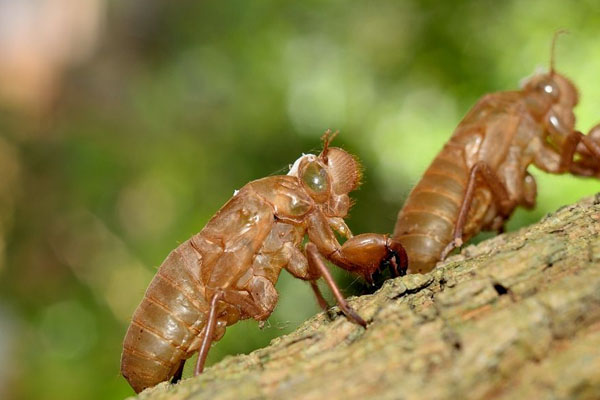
[132,195,600,400]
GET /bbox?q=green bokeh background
[1,1,599,399]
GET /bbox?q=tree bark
[133,195,600,400]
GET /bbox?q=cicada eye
[302,161,329,194]
[537,79,560,100]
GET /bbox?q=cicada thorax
[198,189,274,288]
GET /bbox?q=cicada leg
[305,242,367,327]
[578,125,600,161]
[194,290,224,376]
[566,129,600,177]
[309,280,330,312]
[441,161,513,260]
[329,233,408,282]
[170,360,185,384]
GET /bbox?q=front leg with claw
[331,233,408,283]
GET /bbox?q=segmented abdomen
[393,144,468,273]
[121,239,209,393]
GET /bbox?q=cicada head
[520,30,579,111]
[521,71,579,109]
[289,134,362,218]
[520,31,580,146]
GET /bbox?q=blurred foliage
[0,1,599,399]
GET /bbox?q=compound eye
[537,79,560,99]
[302,161,329,194]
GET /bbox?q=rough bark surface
[131,195,600,400]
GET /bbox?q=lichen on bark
[132,195,600,400]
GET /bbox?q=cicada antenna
[321,129,339,163]
[550,29,569,76]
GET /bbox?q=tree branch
[133,194,600,400]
